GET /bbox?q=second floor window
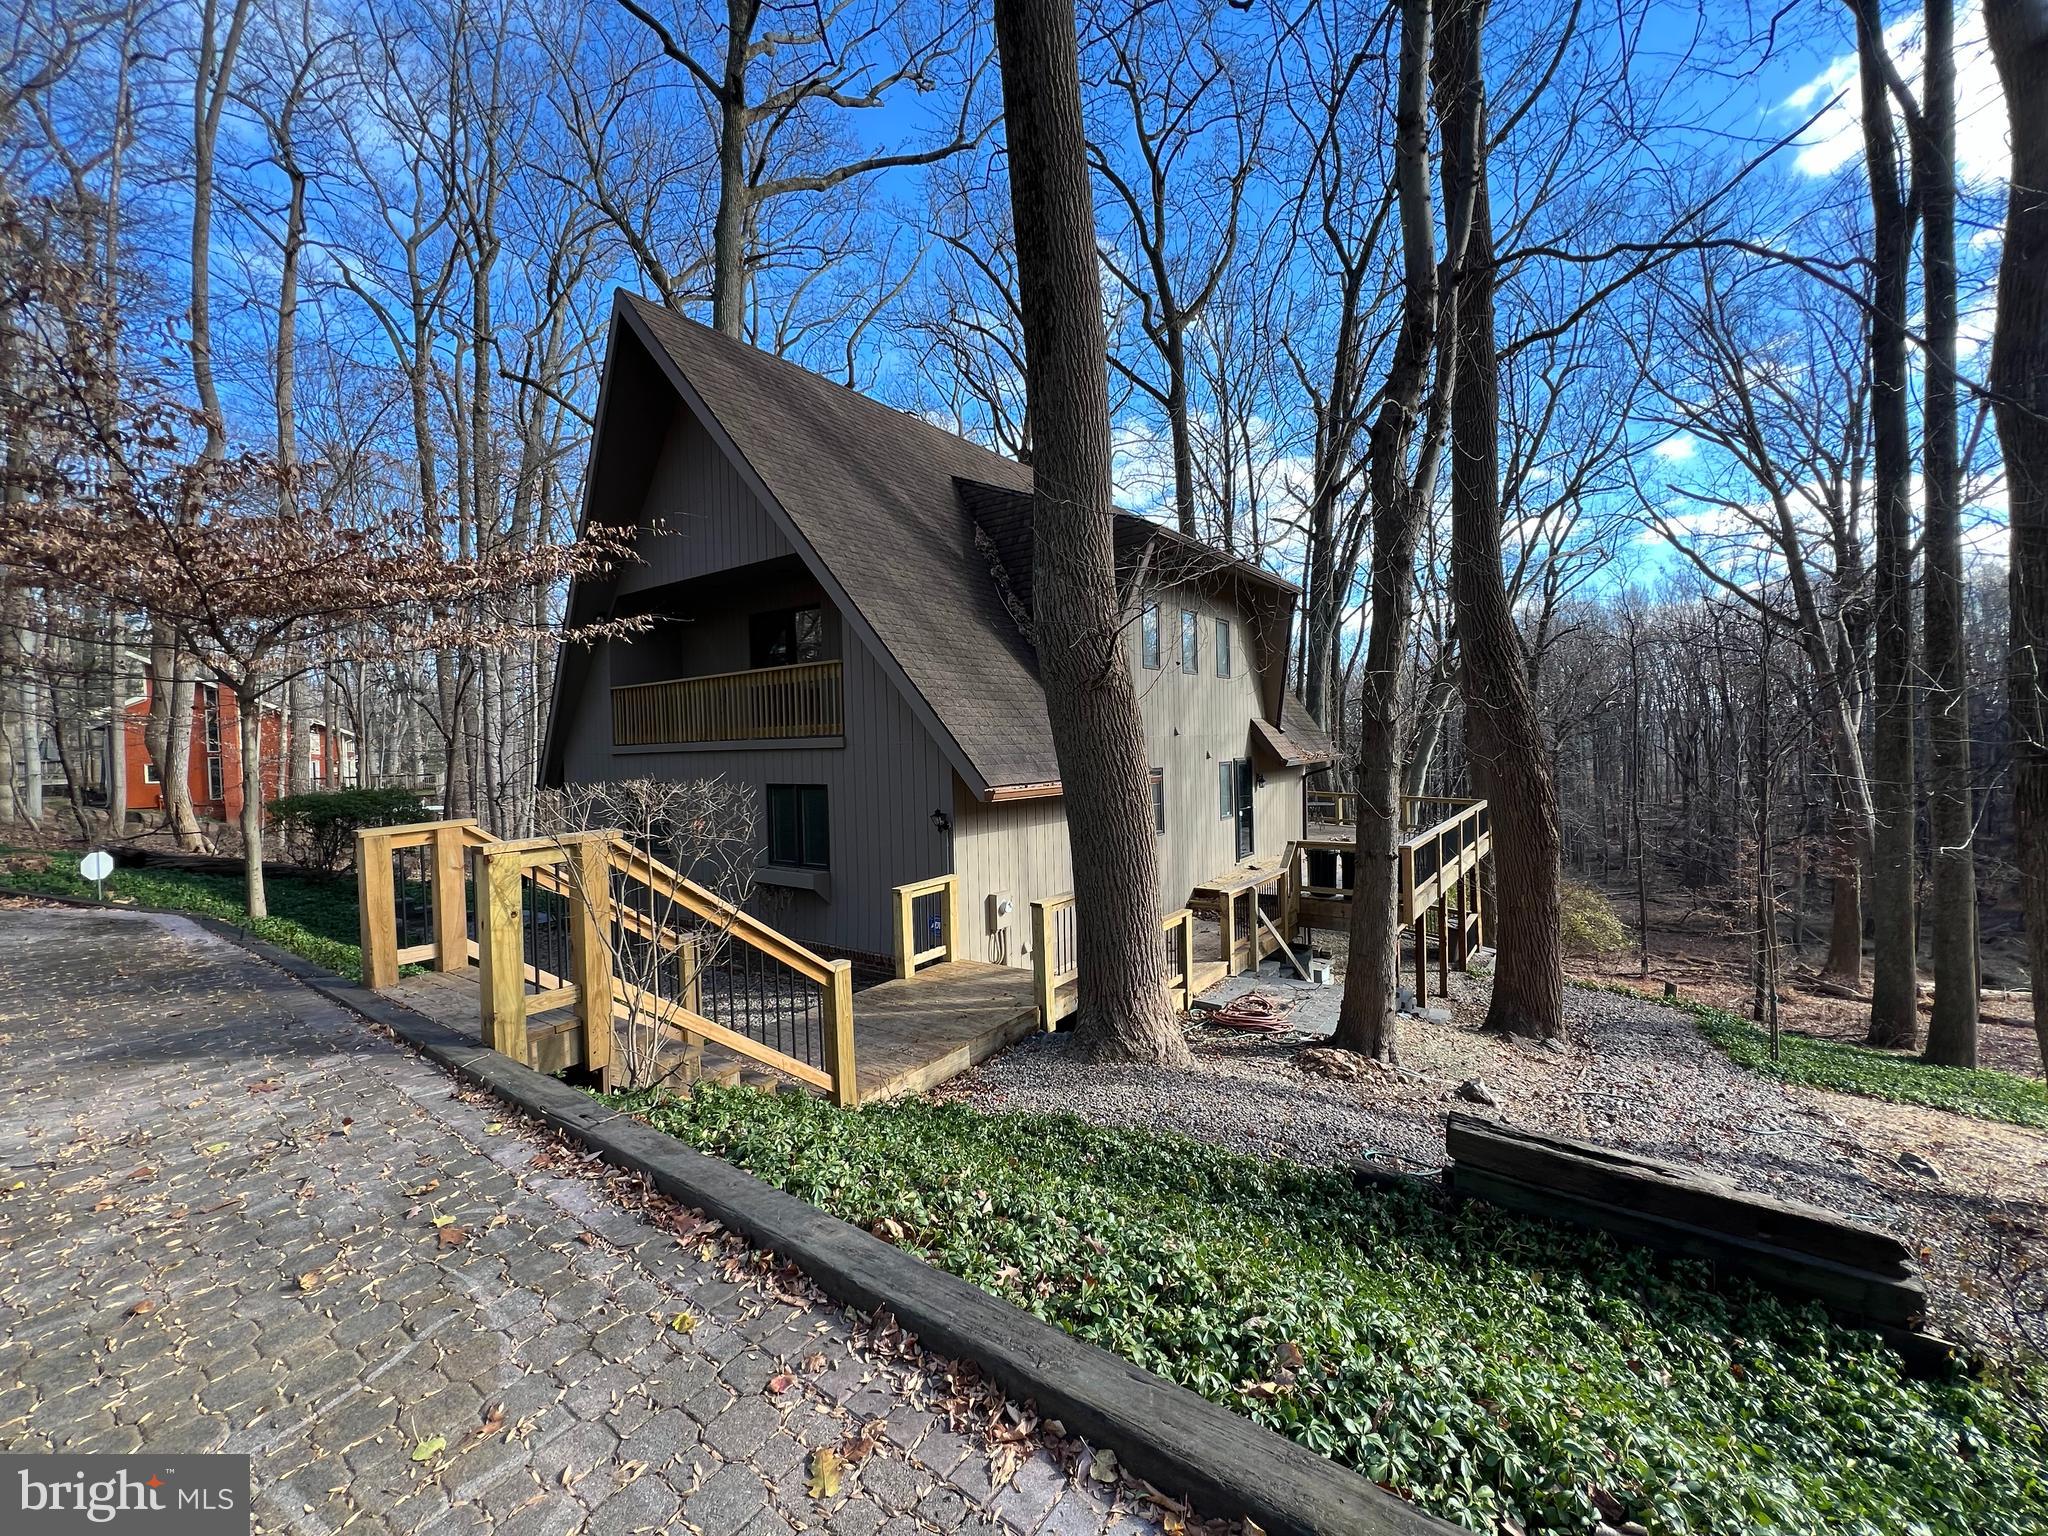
[767,783,831,868]
[750,605,824,669]
[1180,609,1199,673]
[1140,603,1161,669]
[1215,618,1232,678]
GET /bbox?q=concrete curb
[15,897,1451,1536]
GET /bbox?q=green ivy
[1596,982,2048,1131]
[0,856,366,980]
[614,1084,2048,1536]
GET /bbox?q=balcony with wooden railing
[611,659,844,747]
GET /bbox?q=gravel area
[941,974,2048,1357]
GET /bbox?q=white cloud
[1783,1,2008,188]
[1651,434,1697,462]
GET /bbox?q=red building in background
[94,676,355,823]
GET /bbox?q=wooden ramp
[381,959,1040,1104]
[848,960,1040,1102]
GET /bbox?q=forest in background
[0,0,2038,1068]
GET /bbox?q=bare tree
[539,778,759,1090]
[1439,0,1561,1040]
[1087,0,1264,538]
[1986,0,2048,1071]
[1850,0,1920,1049]
[1335,0,1462,1061]
[992,0,1186,1064]
[615,0,986,339]
[1917,0,1979,1066]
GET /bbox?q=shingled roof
[552,292,1330,796]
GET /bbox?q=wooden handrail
[891,873,960,977]
[356,818,858,1106]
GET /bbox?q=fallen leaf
[806,1447,843,1500]
[126,1299,156,1317]
[297,1271,323,1292]
[202,1142,230,1156]
[668,1311,698,1334]
[1089,1448,1120,1484]
[483,1122,504,1134]
[246,1080,281,1094]
[437,1226,469,1249]
[432,1214,456,1228]
[767,1372,795,1395]
[408,1179,440,1196]
[409,1435,445,1463]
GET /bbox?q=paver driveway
[0,908,1154,1536]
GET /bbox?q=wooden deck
[382,958,1041,1104]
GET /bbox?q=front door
[1234,760,1255,861]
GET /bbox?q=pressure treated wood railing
[1029,896,1196,1029]
[890,873,960,977]
[355,819,859,1105]
[610,659,844,746]
[1286,795,1491,1005]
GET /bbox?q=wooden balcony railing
[611,660,844,747]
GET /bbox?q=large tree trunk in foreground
[1919,0,1979,1065]
[1986,0,2048,1073]
[1337,0,1442,1061]
[1854,0,1922,1049]
[1438,0,1562,1041]
[993,0,1186,1064]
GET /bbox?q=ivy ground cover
[617,1084,2048,1536]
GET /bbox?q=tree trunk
[1919,0,1979,1065]
[1985,0,2048,1071]
[710,0,755,338]
[993,0,1186,1064]
[1854,0,1922,1048]
[234,681,267,919]
[1336,0,1440,1062]
[1439,0,1562,1040]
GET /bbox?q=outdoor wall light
[930,809,951,835]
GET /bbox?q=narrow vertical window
[1180,610,1199,673]
[1215,618,1232,677]
[1219,761,1234,819]
[1140,603,1161,669]
[1150,767,1166,834]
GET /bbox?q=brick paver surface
[0,909,1157,1536]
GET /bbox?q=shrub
[268,787,427,873]
[1560,880,1627,954]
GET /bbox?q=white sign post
[79,849,114,903]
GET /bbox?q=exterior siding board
[562,403,952,959]
[617,406,793,595]
[944,583,1307,975]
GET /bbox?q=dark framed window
[1180,610,1199,673]
[200,684,222,753]
[767,783,830,868]
[205,753,225,802]
[1219,760,1234,820]
[1140,603,1161,669]
[1215,618,1232,678]
[750,605,824,669]
[1150,767,1166,834]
